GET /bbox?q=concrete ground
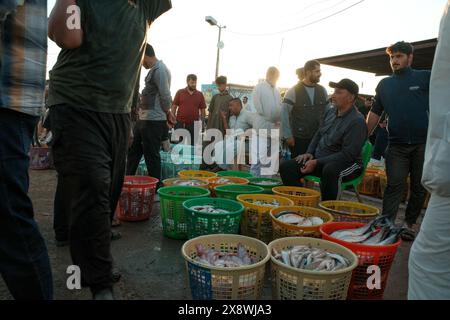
[0,169,424,300]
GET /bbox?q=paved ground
[0,169,424,300]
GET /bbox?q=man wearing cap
[281,60,329,158]
[280,79,367,201]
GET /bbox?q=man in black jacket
[280,79,367,201]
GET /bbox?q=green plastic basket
[183,197,245,239]
[248,178,283,194]
[214,184,265,201]
[217,171,254,179]
[158,186,210,239]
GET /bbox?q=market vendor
[279,79,368,201]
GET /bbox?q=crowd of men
[0,0,449,301]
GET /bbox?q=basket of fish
[237,194,294,243]
[214,185,265,201]
[217,170,254,179]
[163,178,209,189]
[207,177,249,197]
[116,176,159,222]
[182,234,270,300]
[178,170,217,182]
[157,186,211,239]
[320,217,404,300]
[183,198,245,239]
[29,147,53,170]
[270,206,334,239]
[269,237,358,300]
[318,201,380,223]
[248,178,283,194]
[272,186,321,207]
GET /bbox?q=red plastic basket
[29,147,53,170]
[320,222,401,300]
[117,176,159,222]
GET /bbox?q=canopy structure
[316,39,437,76]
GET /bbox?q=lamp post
[205,16,226,80]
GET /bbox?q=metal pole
[215,26,222,80]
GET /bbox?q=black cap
[329,79,359,96]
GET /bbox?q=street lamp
[205,16,226,80]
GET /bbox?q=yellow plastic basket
[163,178,209,189]
[319,201,380,223]
[207,177,249,196]
[272,186,321,207]
[237,194,294,243]
[270,206,334,239]
[268,237,358,300]
[178,170,217,182]
[182,234,271,300]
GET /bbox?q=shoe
[93,288,115,300]
[55,239,69,247]
[111,230,122,241]
[400,223,417,241]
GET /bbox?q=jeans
[0,108,53,300]
[50,105,130,294]
[382,143,427,224]
[279,159,362,201]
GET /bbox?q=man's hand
[166,110,176,127]
[295,153,314,165]
[220,110,228,120]
[301,159,317,174]
[286,137,295,147]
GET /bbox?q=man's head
[215,76,227,93]
[242,96,248,104]
[329,79,359,109]
[186,74,197,91]
[386,41,414,72]
[303,60,321,84]
[296,67,305,81]
[266,67,280,87]
[229,98,243,116]
[143,44,157,69]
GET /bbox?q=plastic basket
[183,198,245,239]
[178,170,217,182]
[269,237,358,300]
[217,171,254,179]
[248,178,283,194]
[181,234,270,300]
[29,147,53,170]
[319,201,380,224]
[237,194,294,243]
[163,178,209,189]
[117,176,159,222]
[214,185,265,201]
[208,177,249,197]
[272,186,321,207]
[357,169,381,196]
[320,222,401,300]
[158,186,211,239]
[270,206,334,239]
[160,150,203,180]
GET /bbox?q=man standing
[207,76,233,135]
[126,44,174,188]
[172,74,207,145]
[280,79,367,201]
[366,41,431,240]
[251,67,282,177]
[0,0,53,300]
[47,0,172,299]
[409,1,450,299]
[281,60,329,159]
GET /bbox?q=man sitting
[280,79,368,200]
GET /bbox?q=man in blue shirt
[367,41,431,240]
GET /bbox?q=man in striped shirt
[0,0,53,300]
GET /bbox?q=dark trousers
[50,105,130,294]
[371,127,388,160]
[382,144,427,225]
[289,137,312,159]
[279,159,362,201]
[0,108,53,300]
[127,120,167,186]
[53,173,69,241]
[174,121,196,145]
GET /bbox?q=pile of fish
[272,245,351,272]
[190,205,230,214]
[195,243,256,267]
[330,217,405,245]
[214,178,234,184]
[276,212,324,226]
[172,179,205,187]
[252,180,281,186]
[247,199,281,207]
